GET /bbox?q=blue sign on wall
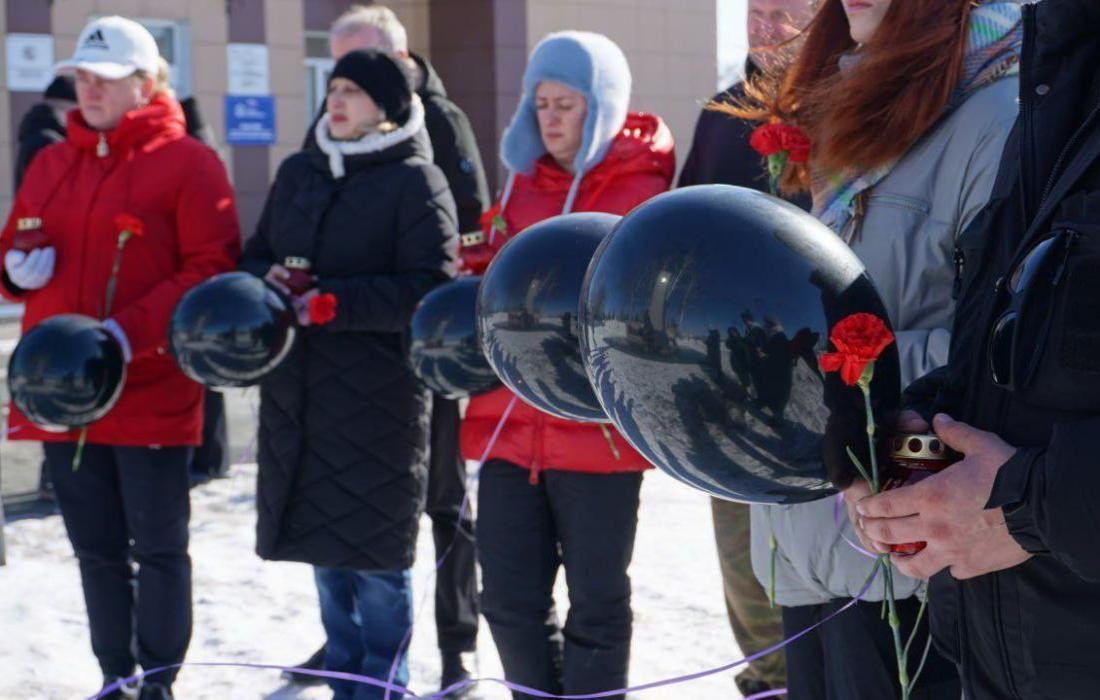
[225,95,276,146]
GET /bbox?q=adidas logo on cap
[82,28,109,50]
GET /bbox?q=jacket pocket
[866,192,931,215]
[1009,192,1100,412]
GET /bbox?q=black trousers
[477,460,643,700]
[45,442,193,686]
[782,597,961,700]
[190,389,229,478]
[427,395,479,653]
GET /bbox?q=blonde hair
[135,57,174,98]
[331,4,408,55]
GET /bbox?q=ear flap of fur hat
[500,31,632,176]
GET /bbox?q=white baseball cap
[55,16,160,80]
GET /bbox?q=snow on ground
[0,462,751,700]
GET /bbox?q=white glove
[103,318,133,363]
[4,247,55,290]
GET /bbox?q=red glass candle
[885,433,960,555]
[283,256,315,296]
[12,218,51,252]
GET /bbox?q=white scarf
[313,94,426,178]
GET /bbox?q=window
[138,19,192,97]
[304,32,334,120]
[87,16,192,95]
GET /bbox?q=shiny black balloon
[8,314,127,431]
[478,212,620,422]
[580,185,901,504]
[411,276,500,398]
[169,272,297,388]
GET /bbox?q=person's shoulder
[950,76,1020,135]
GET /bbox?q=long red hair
[722,0,976,191]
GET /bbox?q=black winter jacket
[677,63,812,212]
[305,53,488,234]
[14,102,66,189]
[242,100,459,571]
[904,2,1100,697]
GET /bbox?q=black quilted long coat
[240,121,457,570]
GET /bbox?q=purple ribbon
[833,492,877,559]
[382,396,520,699]
[90,568,878,700]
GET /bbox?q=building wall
[0,4,11,219]
[526,0,717,175]
[3,0,720,224]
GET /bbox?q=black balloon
[411,276,500,398]
[169,272,297,388]
[580,185,900,504]
[478,212,620,422]
[8,314,127,431]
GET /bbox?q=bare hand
[841,410,932,554]
[857,414,1031,580]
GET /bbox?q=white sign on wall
[227,43,270,96]
[6,34,55,92]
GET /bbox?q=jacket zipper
[952,246,966,299]
[1019,6,1038,225]
[80,158,119,318]
[1037,99,1100,213]
[96,133,109,158]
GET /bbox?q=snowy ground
[0,461,752,700]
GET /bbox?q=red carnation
[819,313,895,387]
[779,127,811,164]
[113,213,144,239]
[750,124,786,158]
[750,124,811,196]
[308,292,338,326]
[750,124,810,161]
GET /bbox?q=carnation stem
[860,382,879,493]
[882,561,910,699]
[767,506,777,609]
[71,427,88,472]
[851,364,910,699]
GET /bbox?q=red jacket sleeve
[111,147,241,357]
[0,192,33,301]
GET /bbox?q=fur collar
[314,95,425,178]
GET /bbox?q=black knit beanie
[329,49,412,125]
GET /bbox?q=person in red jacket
[461,31,674,700]
[0,17,240,700]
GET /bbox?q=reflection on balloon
[477,212,620,422]
[411,276,500,399]
[580,185,900,504]
[169,272,297,388]
[8,314,127,431]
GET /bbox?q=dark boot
[99,676,140,700]
[439,651,477,698]
[281,644,327,685]
[138,682,173,700]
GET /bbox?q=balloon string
[89,564,875,700]
[382,395,518,700]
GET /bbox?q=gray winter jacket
[749,77,1019,606]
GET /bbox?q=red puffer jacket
[0,94,241,446]
[460,112,674,478]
